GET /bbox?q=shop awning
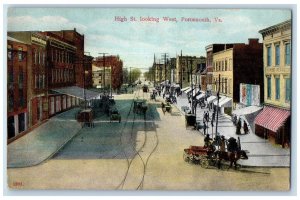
[254,106,290,132]
[218,97,232,107]
[181,87,190,92]
[213,96,226,106]
[185,88,194,94]
[232,106,263,116]
[51,86,100,100]
[196,93,205,100]
[207,96,217,103]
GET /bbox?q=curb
[7,122,83,169]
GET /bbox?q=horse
[214,150,248,169]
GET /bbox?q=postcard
[6,6,292,191]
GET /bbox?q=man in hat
[220,135,226,152]
[204,133,212,147]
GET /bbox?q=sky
[7,7,291,71]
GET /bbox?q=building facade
[175,55,204,88]
[8,32,49,129]
[212,39,263,115]
[7,37,28,140]
[255,20,291,148]
[92,55,123,90]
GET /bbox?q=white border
[1,0,299,199]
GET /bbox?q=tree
[122,68,129,84]
[144,71,150,80]
[130,68,141,83]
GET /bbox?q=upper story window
[285,78,291,102]
[275,44,280,66]
[275,77,280,100]
[267,76,271,99]
[267,46,272,66]
[18,47,23,61]
[34,50,37,64]
[285,43,291,66]
[8,45,12,60]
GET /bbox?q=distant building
[255,20,291,148]
[175,55,205,88]
[211,39,263,115]
[92,55,123,90]
[205,44,236,92]
[7,36,29,140]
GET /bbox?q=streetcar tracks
[115,85,159,190]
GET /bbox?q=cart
[183,145,216,168]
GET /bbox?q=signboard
[240,83,260,106]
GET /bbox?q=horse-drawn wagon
[183,145,216,168]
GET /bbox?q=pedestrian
[243,121,249,134]
[206,112,210,122]
[203,122,207,135]
[236,119,241,135]
[212,111,215,121]
[220,135,226,152]
[204,132,211,147]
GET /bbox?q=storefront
[213,96,232,115]
[254,106,290,148]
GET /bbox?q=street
[7,85,290,191]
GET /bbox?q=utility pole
[190,59,194,114]
[215,74,221,141]
[180,50,183,88]
[98,53,108,90]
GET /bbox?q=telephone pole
[180,50,183,88]
[215,74,221,140]
[98,53,108,89]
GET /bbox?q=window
[275,44,280,66]
[19,89,25,107]
[267,77,271,99]
[275,77,280,100]
[225,60,227,71]
[43,52,45,65]
[18,47,23,61]
[285,78,291,102]
[34,50,37,64]
[18,69,23,89]
[285,43,291,65]
[267,46,271,66]
[8,45,12,60]
[35,74,38,89]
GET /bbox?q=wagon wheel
[183,152,190,162]
[200,156,209,168]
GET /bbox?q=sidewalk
[7,108,82,168]
[172,94,290,167]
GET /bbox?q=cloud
[7,15,87,33]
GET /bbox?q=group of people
[235,117,249,135]
[204,134,240,153]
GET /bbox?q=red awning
[254,106,290,132]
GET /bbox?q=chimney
[248,38,259,45]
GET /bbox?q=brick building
[8,32,49,129]
[7,36,28,140]
[40,31,80,117]
[92,55,123,90]
[211,39,263,115]
[44,29,85,88]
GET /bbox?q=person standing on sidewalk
[236,119,241,135]
[243,121,249,134]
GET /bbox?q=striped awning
[254,106,290,132]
